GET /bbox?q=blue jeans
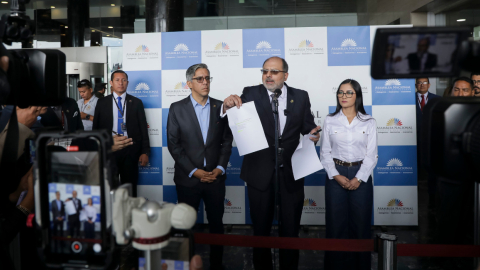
[324,163,373,270]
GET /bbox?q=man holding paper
[167,63,233,270]
[65,190,82,238]
[222,57,321,270]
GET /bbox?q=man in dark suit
[167,63,233,270]
[51,191,65,237]
[222,57,320,270]
[415,77,440,206]
[92,70,150,196]
[36,97,84,132]
[407,37,437,73]
[65,190,82,238]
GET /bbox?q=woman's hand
[333,175,351,189]
[348,178,361,191]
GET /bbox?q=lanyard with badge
[113,96,127,133]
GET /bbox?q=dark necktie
[270,93,280,135]
[420,94,425,111]
[117,96,124,134]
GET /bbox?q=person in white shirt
[83,197,97,239]
[77,79,98,131]
[320,79,378,270]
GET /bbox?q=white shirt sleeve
[319,117,340,179]
[354,119,378,182]
[220,104,227,118]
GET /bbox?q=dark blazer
[407,52,437,72]
[239,84,316,192]
[416,91,440,142]
[40,98,84,132]
[167,96,233,187]
[51,199,65,219]
[92,93,150,156]
[67,197,82,216]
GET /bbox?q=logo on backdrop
[147,122,160,136]
[374,79,413,94]
[227,161,241,175]
[302,198,324,214]
[243,28,285,68]
[376,158,413,175]
[135,83,150,91]
[377,198,413,215]
[288,39,324,56]
[139,162,161,174]
[165,43,198,59]
[126,44,159,60]
[166,167,175,175]
[224,198,241,213]
[327,26,370,66]
[161,31,201,70]
[378,118,413,134]
[205,42,240,58]
[138,147,163,184]
[164,82,190,99]
[311,110,323,126]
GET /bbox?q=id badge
[121,122,127,132]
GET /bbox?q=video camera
[371,26,480,182]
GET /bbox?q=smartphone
[139,229,194,270]
[35,132,114,269]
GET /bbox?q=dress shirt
[112,92,128,137]
[188,95,225,178]
[77,95,98,131]
[416,92,430,109]
[319,110,378,182]
[84,205,97,222]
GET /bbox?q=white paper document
[292,134,324,180]
[226,102,269,156]
[65,200,77,215]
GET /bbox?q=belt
[333,158,363,167]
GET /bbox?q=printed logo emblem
[378,118,412,134]
[377,198,413,215]
[341,39,357,47]
[256,41,272,49]
[288,39,324,56]
[205,42,239,58]
[174,43,189,52]
[135,82,150,91]
[215,42,230,50]
[135,45,150,52]
[376,158,413,175]
[303,198,317,206]
[385,79,401,86]
[224,198,242,213]
[386,158,403,167]
[386,118,403,127]
[174,82,189,90]
[298,40,314,48]
[224,198,232,206]
[387,198,404,207]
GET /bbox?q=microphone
[274,89,282,99]
[284,109,289,116]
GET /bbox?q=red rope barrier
[194,233,374,252]
[194,233,480,257]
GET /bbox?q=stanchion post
[375,233,397,270]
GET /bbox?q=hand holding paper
[292,134,324,180]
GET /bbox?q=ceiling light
[51,6,55,8]
[107,35,110,36]
[1,1,8,4]
[457,19,466,22]
[92,30,95,32]
[65,26,68,28]
[108,26,113,28]
[111,4,115,6]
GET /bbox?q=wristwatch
[86,114,90,120]
[357,178,362,183]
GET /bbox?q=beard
[263,79,283,92]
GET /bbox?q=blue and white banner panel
[123,25,418,226]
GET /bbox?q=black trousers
[113,144,140,197]
[176,181,225,270]
[84,221,95,239]
[52,220,63,237]
[68,214,80,237]
[324,164,373,270]
[247,168,304,270]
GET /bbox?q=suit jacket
[67,197,82,217]
[51,199,65,220]
[416,91,440,142]
[407,52,437,72]
[40,98,84,132]
[92,93,150,157]
[167,96,233,187]
[239,84,316,192]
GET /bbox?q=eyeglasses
[415,82,429,85]
[473,80,480,85]
[192,76,212,83]
[260,69,286,75]
[337,90,355,98]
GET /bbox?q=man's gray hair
[186,63,210,82]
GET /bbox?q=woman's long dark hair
[329,79,371,121]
